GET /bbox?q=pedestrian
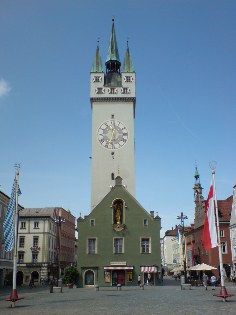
[203,273,208,290]
[29,278,34,289]
[138,274,141,286]
[210,275,216,290]
[147,273,151,285]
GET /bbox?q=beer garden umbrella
[192,263,217,271]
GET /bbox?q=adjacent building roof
[217,195,233,222]
[19,207,56,218]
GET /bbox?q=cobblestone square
[0,278,236,315]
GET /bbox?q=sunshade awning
[141,266,158,273]
[104,266,134,270]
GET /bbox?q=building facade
[186,168,233,277]
[230,184,236,277]
[77,20,161,287]
[77,177,161,287]
[17,207,75,285]
[162,227,179,270]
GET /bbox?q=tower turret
[122,41,135,73]
[193,166,205,229]
[91,41,103,73]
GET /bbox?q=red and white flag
[202,182,218,250]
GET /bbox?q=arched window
[84,270,95,286]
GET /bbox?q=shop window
[126,271,133,282]
[105,271,111,283]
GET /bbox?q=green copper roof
[91,44,103,72]
[122,43,135,73]
[106,19,120,64]
[194,166,199,180]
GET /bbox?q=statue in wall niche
[115,203,122,224]
[113,200,123,225]
[112,199,126,231]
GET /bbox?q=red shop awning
[141,266,158,273]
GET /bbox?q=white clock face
[97,119,129,150]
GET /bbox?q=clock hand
[109,126,116,143]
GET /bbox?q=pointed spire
[106,18,121,73]
[91,39,103,73]
[122,41,135,73]
[194,166,200,183]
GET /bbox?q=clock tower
[90,19,136,209]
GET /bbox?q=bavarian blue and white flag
[3,179,16,252]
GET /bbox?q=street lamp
[177,212,188,283]
[55,216,66,287]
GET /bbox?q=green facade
[77,177,161,287]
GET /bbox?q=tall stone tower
[193,166,205,229]
[90,19,136,209]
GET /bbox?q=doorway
[112,270,125,286]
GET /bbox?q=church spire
[193,165,203,205]
[105,18,121,73]
[91,40,103,73]
[194,166,200,184]
[122,41,135,73]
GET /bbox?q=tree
[63,266,79,285]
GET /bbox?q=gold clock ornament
[97,119,128,150]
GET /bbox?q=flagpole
[5,165,23,307]
[212,170,225,285]
[210,163,234,302]
[11,167,19,308]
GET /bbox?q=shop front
[141,266,158,285]
[104,266,134,286]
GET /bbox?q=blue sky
[0,0,235,236]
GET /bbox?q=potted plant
[63,266,79,288]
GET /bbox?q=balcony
[30,246,41,253]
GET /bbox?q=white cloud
[0,78,11,97]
